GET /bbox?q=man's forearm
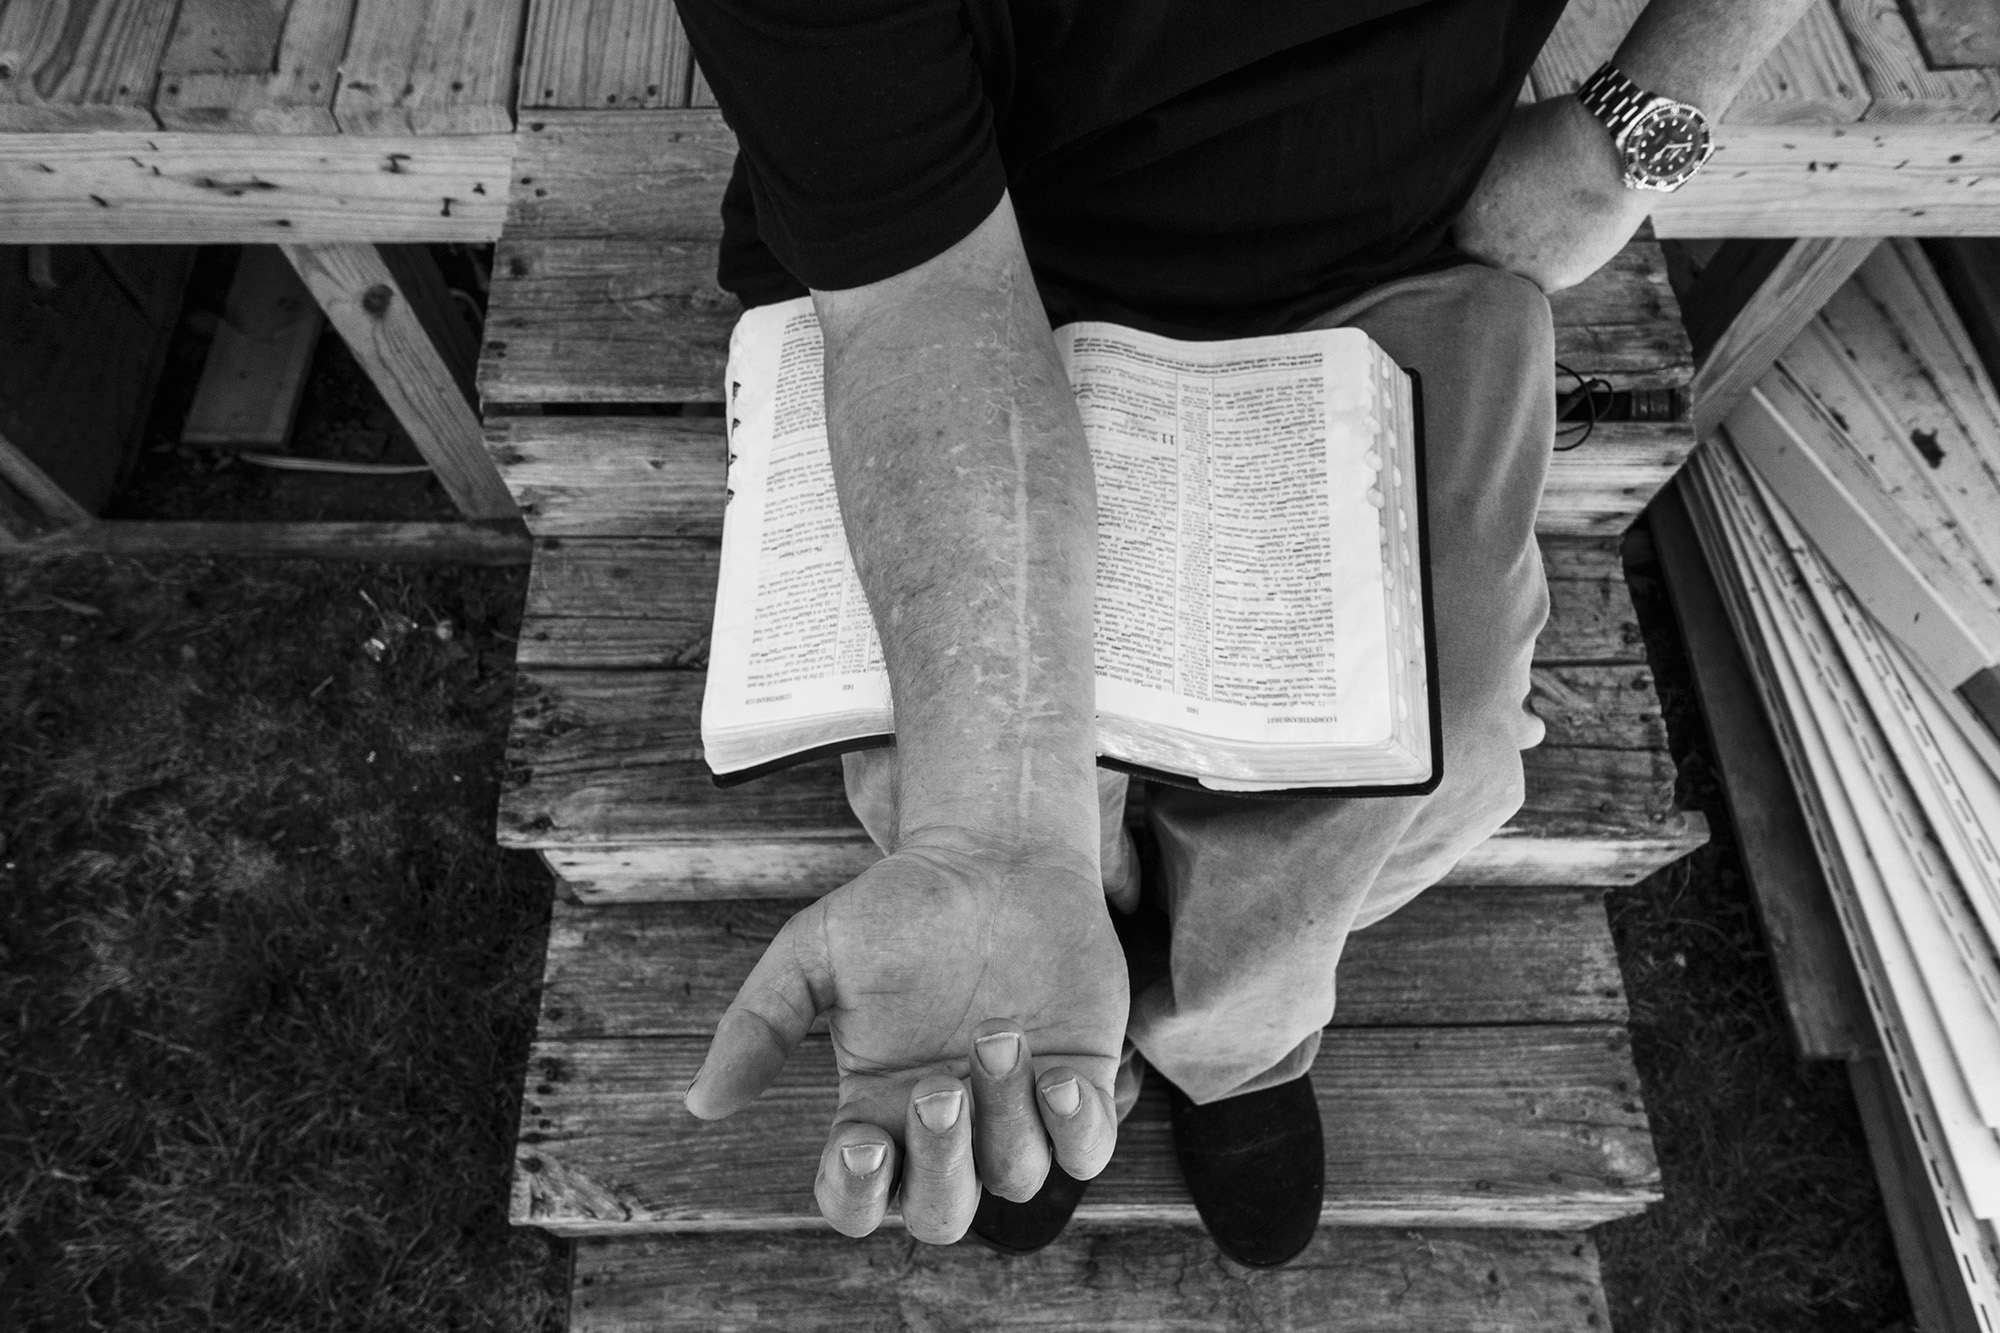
[813,198,1101,866]
[1455,0,1816,292]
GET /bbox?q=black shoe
[1165,1073,1324,1267]
[966,1162,1088,1255]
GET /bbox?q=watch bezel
[1613,94,1715,193]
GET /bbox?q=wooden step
[536,885,1630,1040]
[479,111,1694,404]
[565,1228,1616,1331]
[496,535,1705,901]
[513,883,1658,1238]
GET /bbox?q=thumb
[684,906,823,1119]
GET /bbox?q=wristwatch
[1576,62,1715,193]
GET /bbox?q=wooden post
[182,246,324,447]
[1685,236,1881,440]
[280,242,518,521]
[0,429,95,541]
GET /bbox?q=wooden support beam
[182,246,323,447]
[1923,239,2000,397]
[0,133,515,245]
[1687,237,1880,439]
[1651,124,2000,238]
[4,519,531,565]
[1904,0,2000,68]
[0,429,95,540]
[281,242,517,521]
[1650,483,1875,1060]
[519,0,697,110]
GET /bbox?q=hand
[1452,96,1651,294]
[682,836,1130,1242]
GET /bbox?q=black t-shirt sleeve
[675,0,1008,292]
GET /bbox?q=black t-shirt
[676,0,1567,338]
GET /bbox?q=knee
[1458,265,1555,364]
[1440,725,1529,839]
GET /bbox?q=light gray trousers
[844,262,1555,1108]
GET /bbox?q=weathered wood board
[0,0,181,130]
[481,244,1688,403]
[154,0,354,133]
[1652,124,2000,237]
[182,244,324,446]
[333,0,528,135]
[518,0,696,111]
[1838,0,2000,123]
[513,1025,1660,1234]
[1531,0,1869,123]
[9,518,531,564]
[1905,0,2000,69]
[567,1228,1616,1333]
[0,132,516,243]
[536,886,1629,1041]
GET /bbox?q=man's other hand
[682,835,1128,1242]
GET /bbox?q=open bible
[701,296,1439,796]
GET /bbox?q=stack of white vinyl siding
[1680,240,2000,1332]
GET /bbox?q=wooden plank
[1724,377,2000,688]
[333,0,528,135]
[480,237,738,403]
[182,245,323,446]
[1906,0,2000,69]
[0,0,180,130]
[1531,0,1869,124]
[486,415,726,536]
[7,519,532,563]
[518,0,694,111]
[567,1229,1615,1333]
[1686,236,1881,439]
[488,415,1684,543]
[0,132,516,244]
[506,110,750,238]
[1651,483,1875,1060]
[0,430,94,536]
[1848,1055,1989,1333]
[1837,0,2000,122]
[497,669,1694,884]
[1652,124,2000,237]
[155,0,354,134]
[282,242,518,520]
[1540,420,1697,536]
[513,1025,1659,1235]
[511,533,1646,667]
[536,887,1629,1042]
[479,234,1682,405]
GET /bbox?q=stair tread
[515,1024,1658,1235]
[537,884,1629,1041]
[566,1227,1615,1332]
[476,110,1692,405]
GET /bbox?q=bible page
[702,298,891,763]
[1060,323,1395,765]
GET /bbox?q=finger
[685,906,823,1120]
[967,1021,1051,1203]
[900,1074,978,1244]
[815,1120,897,1237]
[1105,831,1142,915]
[1038,1065,1118,1181]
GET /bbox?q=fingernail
[973,1032,1020,1078]
[914,1087,963,1133]
[1042,1077,1082,1118]
[841,1141,887,1177]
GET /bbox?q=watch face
[1621,102,1711,190]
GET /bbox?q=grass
[0,555,565,1332]
[1593,525,1907,1333]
